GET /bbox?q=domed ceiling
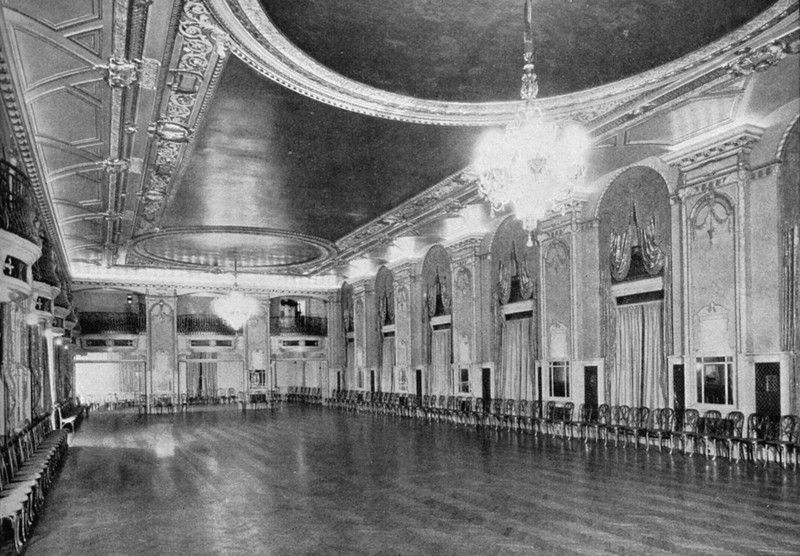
[0,0,789,284]
[261,0,775,101]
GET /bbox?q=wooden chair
[671,408,699,455]
[542,401,557,435]
[568,403,596,441]
[623,406,650,448]
[696,410,722,459]
[605,405,630,446]
[644,408,675,452]
[516,400,529,431]
[501,399,516,430]
[762,415,798,468]
[552,402,574,439]
[713,411,744,461]
[55,404,77,433]
[584,403,610,444]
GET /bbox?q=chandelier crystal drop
[211,257,259,331]
[474,0,589,245]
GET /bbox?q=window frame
[548,360,570,398]
[695,355,735,405]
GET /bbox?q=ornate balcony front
[177,314,236,336]
[270,316,327,336]
[80,312,146,335]
[0,160,39,245]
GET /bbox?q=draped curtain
[613,301,666,408]
[381,336,395,392]
[431,329,451,396]
[187,361,218,397]
[119,358,142,393]
[499,317,533,400]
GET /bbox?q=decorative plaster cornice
[201,0,798,128]
[662,123,765,171]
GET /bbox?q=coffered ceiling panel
[10,28,94,88]
[5,0,101,30]
[29,89,102,144]
[49,173,103,203]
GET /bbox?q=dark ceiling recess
[165,57,482,243]
[260,0,776,102]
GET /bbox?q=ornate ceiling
[0,0,796,290]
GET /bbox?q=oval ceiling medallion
[128,227,336,271]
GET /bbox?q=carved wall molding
[544,240,570,271]
[688,186,735,245]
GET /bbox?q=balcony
[0,160,39,245]
[177,314,236,335]
[79,312,146,335]
[270,316,327,336]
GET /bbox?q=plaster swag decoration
[691,190,733,245]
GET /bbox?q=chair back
[562,402,574,422]
[518,399,529,418]
[531,400,542,418]
[545,400,556,419]
[682,408,699,432]
[504,399,516,416]
[778,415,798,441]
[725,411,744,436]
[659,408,676,431]
[596,404,610,425]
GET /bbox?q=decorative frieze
[134,0,229,236]
[725,33,800,77]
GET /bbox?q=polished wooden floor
[16,406,800,555]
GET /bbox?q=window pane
[550,362,569,397]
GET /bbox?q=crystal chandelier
[474,0,589,246]
[211,257,259,331]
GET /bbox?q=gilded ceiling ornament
[95,57,139,88]
[726,38,792,77]
[101,158,130,174]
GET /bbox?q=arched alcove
[597,166,672,408]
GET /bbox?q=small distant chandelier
[474,0,589,246]
[211,257,259,331]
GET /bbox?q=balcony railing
[0,160,39,245]
[270,316,327,336]
[79,312,146,335]
[177,314,236,335]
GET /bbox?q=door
[416,369,422,398]
[370,370,376,393]
[482,367,491,402]
[584,365,598,412]
[672,364,685,430]
[755,363,781,426]
[336,371,341,392]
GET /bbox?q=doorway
[672,364,685,430]
[416,369,422,398]
[755,363,781,425]
[336,371,341,392]
[482,367,491,402]
[370,370,375,393]
[584,365,598,413]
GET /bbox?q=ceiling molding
[207,0,797,128]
